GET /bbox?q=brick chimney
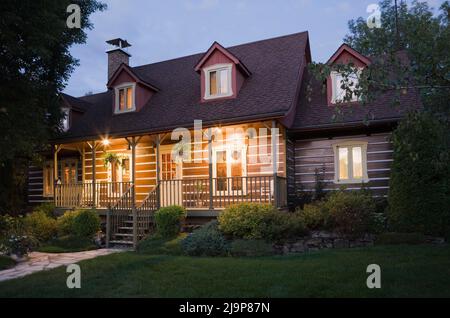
[106,38,131,81]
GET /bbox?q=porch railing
[54,176,288,210]
[54,181,133,209]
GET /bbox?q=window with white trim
[204,64,233,99]
[331,70,360,104]
[114,83,136,113]
[212,145,247,193]
[61,107,70,131]
[333,141,368,184]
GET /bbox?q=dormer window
[204,64,233,100]
[114,83,136,113]
[330,71,360,104]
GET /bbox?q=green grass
[0,255,15,270]
[37,236,97,253]
[0,244,449,297]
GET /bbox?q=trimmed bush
[375,232,427,245]
[38,235,97,253]
[72,210,100,239]
[297,201,330,231]
[261,212,307,242]
[32,203,56,218]
[24,211,57,242]
[230,239,273,257]
[154,205,186,238]
[56,211,78,236]
[324,190,377,239]
[218,203,276,239]
[182,221,229,257]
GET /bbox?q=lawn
[0,244,449,297]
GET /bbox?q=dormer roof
[327,43,371,66]
[106,63,160,91]
[194,41,251,77]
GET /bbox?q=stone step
[109,240,133,245]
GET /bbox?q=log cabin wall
[292,132,393,203]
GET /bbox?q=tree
[309,1,449,235]
[0,0,105,213]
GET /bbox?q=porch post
[155,134,161,209]
[207,128,214,210]
[271,120,279,208]
[53,144,61,205]
[130,136,138,249]
[81,145,85,184]
[91,141,97,208]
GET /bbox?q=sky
[64,0,445,97]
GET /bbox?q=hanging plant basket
[103,152,125,168]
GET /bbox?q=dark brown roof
[291,69,422,131]
[60,93,91,112]
[58,31,309,142]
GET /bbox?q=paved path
[0,248,126,282]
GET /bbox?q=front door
[159,145,183,206]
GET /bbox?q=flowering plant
[5,235,37,257]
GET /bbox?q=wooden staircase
[107,185,159,247]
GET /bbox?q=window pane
[338,147,349,180]
[216,150,227,191]
[219,69,229,94]
[352,146,363,178]
[209,71,217,95]
[231,150,242,191]
[119,89,125,110]
[126,87,133,109]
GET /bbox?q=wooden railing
[55,182,133,209]
[106,184,134,246]
[159,176,288,209]
[136,186,159,239]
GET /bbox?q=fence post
[132,206,137,249]
[208,128,214,210]
[106,208,111,248]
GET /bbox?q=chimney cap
[106,38,131,49]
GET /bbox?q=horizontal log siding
[27,157,82,205]
[293,133,392,198]
[85,140,156,203]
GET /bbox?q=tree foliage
[0,0,105,213]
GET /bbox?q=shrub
[261,212,307,242]
[72,210,100,239]
[230,239,274,257]
[297,201,330,231]
[137,233,186,255]
[0,214,25,239]
[388,112,450,236]
[38,235,97,253]
[3,234,38,256]
[182,221,229,256]
[32,203,56,218]
[218,203,275,239]
[154,206,186,238]
[375,232,427,245]
[24,211,57,242]
[56,211,78,236]
[324,190,376,238]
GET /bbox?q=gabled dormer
[326,44,371,106]
[106,38,159,114]
[59,93,89,132]
[195,42,251,102]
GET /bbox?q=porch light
[102,138,110,146]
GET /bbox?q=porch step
[118,226,133,230]
[109,240,133,245]
[114,233,133,237]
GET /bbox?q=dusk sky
[64,0,444,97]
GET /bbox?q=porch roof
[55,32,310,143]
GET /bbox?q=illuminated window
[61,160,78,184]
[333,141,368,183]
[204,64,233,99]
[115,83,136,113]
[331,70,360,104]
[43,162,54,197]
[213,145,247,193]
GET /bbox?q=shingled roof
[57,31,310,142]
[290,69,422,131]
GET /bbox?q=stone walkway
[0,248,126,282]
